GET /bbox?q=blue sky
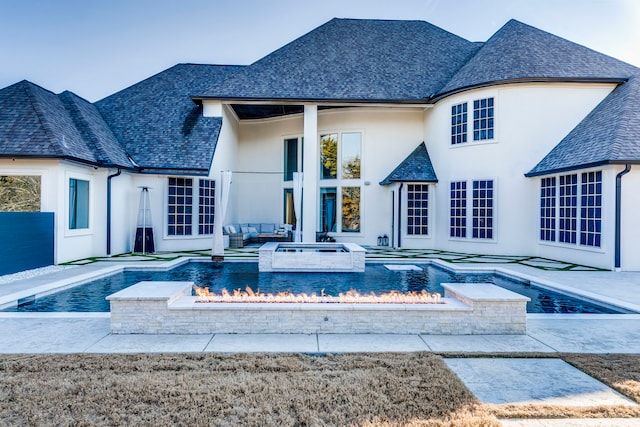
[1,0,638,101]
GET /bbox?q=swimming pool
[4,261,623,314]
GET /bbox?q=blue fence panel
[0,212,54,275]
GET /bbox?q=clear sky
[1,0,638,102]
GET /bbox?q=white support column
[302,104,318,243]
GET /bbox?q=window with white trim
[168,177,193,236]
[167,177,216,237]
[580,171,602,247]
[472,180,493,239]
[450,181,467,238]
[451,102,468,145]
[538,171,602,248]
[473,97,494,141]
[69,178,89,229]
[559,174,578,244]
[407,184,429,235]
[540,177,556,242]
[319,132,362,234]
[198,179,215,235]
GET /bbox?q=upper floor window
[320,132,361,180]
[473,97,494,141]
[69,178,89,229]
[451,102,468,145]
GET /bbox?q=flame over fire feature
[193,286,443,304]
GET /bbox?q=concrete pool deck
[2,250,640,426]
[1,247,640,353]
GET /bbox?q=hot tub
[259,242,366,272]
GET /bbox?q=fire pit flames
[193,285,442,304]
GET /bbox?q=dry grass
[0,352,639,426]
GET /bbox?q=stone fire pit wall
[107,281,530,335]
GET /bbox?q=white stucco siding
[422,82,616,257]
[108,171,135,255]
[233,107,424,244]
[620,167,640,271]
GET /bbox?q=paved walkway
[1,248,639,426]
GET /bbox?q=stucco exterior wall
[234,107,424,245]
[420,83,616,261]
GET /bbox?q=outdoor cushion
[227,225,237,234]
[260,223,275,233]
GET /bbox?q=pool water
[5,262,622,314]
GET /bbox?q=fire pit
[107,281,529,335]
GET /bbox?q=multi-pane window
[168,177,193,236]
[319,132,362,234]
[559,174,578,244]
[451,102,468,145]
[539,171,602,248]
[198,179,215,235]
[580,171,602,247]
[540,177,556,242]
[472,180,494,239]
[473,97,494,141]
[450,181,467,238]
[69,178,89,229]
[407,184,429,235]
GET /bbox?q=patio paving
[445,358,637,407]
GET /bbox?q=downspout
[106,169,122,255]
[397,183,403,248]
[615,164,631,271]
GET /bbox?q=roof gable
[527,76,640,176]
[438,19,637,97]
[199,18,480,102]
[380,142,437,185]
[97,64,241,174]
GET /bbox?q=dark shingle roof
[438,19,637,97]
[198,18,479,102]
[97,64,242,175]
[0,80,132,167]
[380,142,437,185]
[527,76,640,176]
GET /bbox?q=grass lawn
[1,352,639,426]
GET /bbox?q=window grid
[580,171,602,247]
[472,180,494,239]
[167,177,193,236]
[473,97,494,141]
[451,102,468,145]
[407,184,429,235]
[450,181,467,238]
[558,174,577,244]
[198,179,215,235]
[540,177,556,241]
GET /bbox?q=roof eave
[191,95,432,107]
[525,159,640,177]
[379,178,439,186]
[432,77,628,103]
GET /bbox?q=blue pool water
[5,262,622,314]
